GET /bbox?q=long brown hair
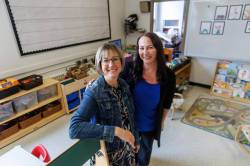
[135,32,167,82]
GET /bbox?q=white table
[0,145,45,166]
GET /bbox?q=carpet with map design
[182,96,250,144]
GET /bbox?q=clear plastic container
[37,85,57,102]
[0,101,14,122]
[13,92,38,112]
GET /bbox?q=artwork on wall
[245,21,250,33]
[243,4,250,20]
[212,21,225,35]
[214,6,228,20]
[228,5,243,20]
[200,21,212,34]
[211,60,250,101]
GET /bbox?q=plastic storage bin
[13,92,38,113]
[37,85,57,102]
[66,91,80,110]
[0,101,15,122]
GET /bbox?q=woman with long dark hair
[121,32,176,165]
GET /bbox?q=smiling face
[101,50,122,80]
[138,36,157,65]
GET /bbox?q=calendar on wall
[5,0,111,56]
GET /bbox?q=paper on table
[0,145,45,166]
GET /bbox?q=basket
[18,111,42,129]
[0,120,19,140]
[41,101,62,118]
[19,75,43,90]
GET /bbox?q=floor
[1,86,250,166]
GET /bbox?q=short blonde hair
[95,43,124,74]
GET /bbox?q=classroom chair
[31,144,51,163]
[170,93,184,120]
[163,48,173,62]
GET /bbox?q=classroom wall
[125,0,218,85]
[0,0,125,79]
[124,0,151,46]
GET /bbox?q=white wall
[125,0,218,85]
[124,0,151,46]
[0,0,125,79]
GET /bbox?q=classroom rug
[181,96,250,144]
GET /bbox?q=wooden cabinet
[175,62,191,86]
[61,74,99,113]
[0,78,65,148]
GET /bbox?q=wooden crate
[0,123,19,140]
[42,104,62,118]
[19,113,42,129]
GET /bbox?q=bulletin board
[184,0,250,61]
[5,0,111,56]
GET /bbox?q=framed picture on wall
[242,4,250,20]
[212,21,225,35]
[214,6,228,20]
[200,21,212,34]
[245,21,250,33]
[228,5,243,20]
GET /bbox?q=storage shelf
[61,74,98,114]
[175,62,191,86]
[0,95,62,125]
[0,110,65,148]
[0,78,58,104]
[0,78,65,149]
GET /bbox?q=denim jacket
[69,75,139,153]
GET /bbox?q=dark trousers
[136,132,154,166]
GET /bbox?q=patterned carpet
[182,96,250,144]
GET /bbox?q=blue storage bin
[66,91,79,101]
[67,98,80,110]
[66,91,80,110]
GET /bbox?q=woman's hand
[115,127,135,149]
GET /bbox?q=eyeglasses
[102,56,120,65]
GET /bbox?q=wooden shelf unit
[61,74,99,114]
[175,62,191,86]
[0,78,65,148]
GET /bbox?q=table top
[48,139,100,166]
[0,145,45,166]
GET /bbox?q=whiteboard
[184,0,250,62]
[5,0,111,56]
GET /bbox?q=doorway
[151,0,189,54]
